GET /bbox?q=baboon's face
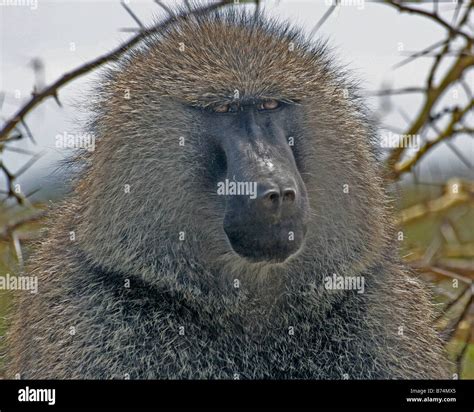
[198,99,309,263]
[89,16,385,276]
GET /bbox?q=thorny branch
[0,0,233,143]
[385,0,473,42]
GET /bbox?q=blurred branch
[0,210,46,241]
[456,319,473,376]
[367,87,426,96]
[394,101,473,176]
[439,292,472,343]
[397,179,473,225]
[386,47,474,174]
[443,243,474,259]
[121,1,145,29]
[415,265,472,285]
[385,1,473,42]
[0,162,28,205]
[434,284,470,323]
[309,0,338,37]
[154,0,174,18]
[392,39,448,70]
[382,1,473,178]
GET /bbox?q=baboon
[6,9,450,379]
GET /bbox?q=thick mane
[99,8,358,106]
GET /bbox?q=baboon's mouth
[224,221,306,263]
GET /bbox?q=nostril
[283,188,296,203]
[262,189,280,208]
[259,186,297,209]
[268,192,279,203]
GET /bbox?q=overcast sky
[0,0,472,199]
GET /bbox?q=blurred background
[0,0,472,378]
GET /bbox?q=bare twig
[385,1,473,42]
[439,293,472,342]
[382,0,473,177]
[0,210,47,241]
[367,87,426,96]
[309,1,338,37]
[154,0,175,18]
[394,102,473,176]
[434,284,470,323]
[392,39,448,70]
[455,319,473,376]
[0,0,234,143]
[121,1,145,29]
[397,179,473,225]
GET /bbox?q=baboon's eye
[258,99,280,111]
[213,104,231,113]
